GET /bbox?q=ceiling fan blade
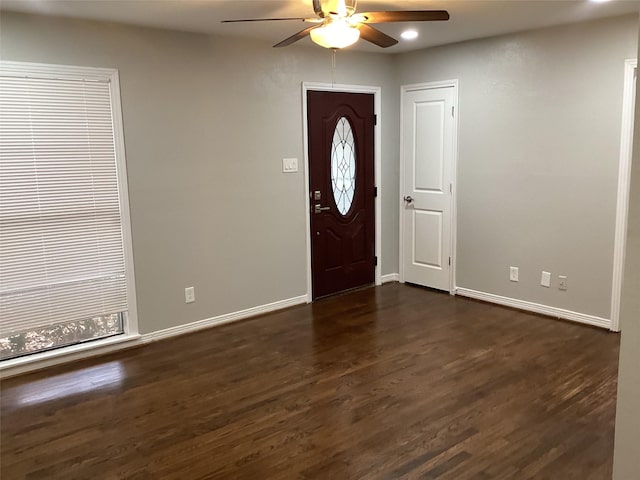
[357,24,398,48]
[222,17,308,23]
[273,25,318,48]
[358,10,450,23]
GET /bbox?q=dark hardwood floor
[1,284,620,479]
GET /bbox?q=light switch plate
[282,157,298,173]
[541,271,551,288]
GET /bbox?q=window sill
[0,333,142,379]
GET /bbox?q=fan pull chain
[331,48,337,87]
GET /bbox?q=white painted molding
[302,82,383,303]
[1,295,307,379]
[142,295,307,343]
[110,69,140,339]
[455,288,611,330]
[381,273,400,283]
[0,334,142,379]
[610,58,637,333]
[402,79,462,92]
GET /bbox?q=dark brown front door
[307,91,375,299]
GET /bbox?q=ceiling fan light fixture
[310,20,360,49]
[224,3,449,50]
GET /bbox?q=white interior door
[401,85,455,291]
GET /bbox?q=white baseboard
[1,295,307,379]
[381,273,400,284]
[455,287,611,330]
[141,295,308,343]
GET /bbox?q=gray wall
[0,11,636,335]
[613,23,640,479]
[0,12,400,334]
[396,15,638,319]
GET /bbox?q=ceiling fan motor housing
[318,0,357,18]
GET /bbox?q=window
[330,116,357,215]
[0,61,137,361]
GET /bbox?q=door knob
[314,204,331,214]
[404,196,414,203]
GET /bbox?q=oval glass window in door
[331,117,356,215]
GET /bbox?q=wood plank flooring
[1,284,620,479]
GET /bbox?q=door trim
[399,79,459,293]
[610,58,637,332]
[302,82,382,303]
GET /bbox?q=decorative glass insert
[331,117,357,215]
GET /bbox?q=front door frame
[302,82,382,303]
[399,79,459,293]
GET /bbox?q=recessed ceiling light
[401,30,419,40]
[590,0,612,3]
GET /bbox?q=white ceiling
[2,0,638,53]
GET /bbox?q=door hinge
[374,186,378,197]
[448,256,451,266]
[373,114,377,125]
[449,183,452,194]
[374,256,378,266]
[451,106,455,117]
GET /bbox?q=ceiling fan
[222,0,449,49]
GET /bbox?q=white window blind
[0,62,130,340]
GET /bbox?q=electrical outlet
[185,286,195,303]
[541,271,551,288]
[558,275,567,291]
[509,266,519,282]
